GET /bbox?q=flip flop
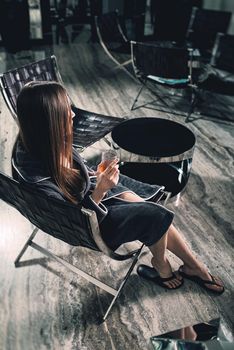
[179,265,225,295]
[137,264,184,290]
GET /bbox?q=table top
[112,117,196,158]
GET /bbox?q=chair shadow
[13,250,162,324]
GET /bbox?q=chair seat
[147,75,189,86]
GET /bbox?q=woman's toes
[205,276,224,292]
[175,271,183,281]
[163,276,183,289]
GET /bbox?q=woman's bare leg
[166,224,224,292]
[117,192,223,291]
[118,192,182,288]
[148,233,183,288]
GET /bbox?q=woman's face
[71,109,75,124]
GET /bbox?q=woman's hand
[91,160,119,204]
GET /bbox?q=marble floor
[0,43,233,350]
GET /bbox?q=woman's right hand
[91,160,119,204]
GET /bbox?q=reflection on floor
[0,43,233,350]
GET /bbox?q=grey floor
[0,43,233,350]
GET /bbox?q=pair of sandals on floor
[137,264,225,295]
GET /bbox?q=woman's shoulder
[12,137,50,184]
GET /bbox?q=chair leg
[132,81,172,113]
[15,228,144,320]
[131,83,146,110]
[103,243,144,321]
[185,89,197,123]
[18,236,144,320]
[14,227,39,266]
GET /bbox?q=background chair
[150,0,194,44]
[95,11,132,69]
[130,41,195,122]
[0,170,169,321]
[50,0,89,44]
[210,33,234,74]
[0,55,123,151]
[193,33,234,122]
[123,0,146,41]
[186,7,232,62]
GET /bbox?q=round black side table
[111,117,196,197]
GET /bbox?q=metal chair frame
[95,11,132,73]
[130,41,196,122]
[0,55,124,151]
[0,171,170,321]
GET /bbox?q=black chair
[123,0,146,41]
[51,0,89,44]
[0,55,123,150]
[0,170,168,320]
[130,41,196,121]
[210,33,234,74]
[0,0,30,53]
[95,11,132,70]
[194,33,234,122]
[149,0,194,44]
[186,7,232,61]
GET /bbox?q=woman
[12,81,224,293]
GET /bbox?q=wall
[204,0,234,33]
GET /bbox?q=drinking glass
[99,149,118,172]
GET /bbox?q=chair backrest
[0,55,124,150]
[152,0,194,43]
[95,11,128,47]
[187,7,232,50]
[0,55,61,121]
[0,170,98,248]
[0,170,136,261]
[131,41,190,80]
[123,0,146,41]
[211,33,234,73]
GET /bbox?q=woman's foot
[151,257,183,289]
[179,264,224,294]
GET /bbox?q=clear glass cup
[99,149,118,172]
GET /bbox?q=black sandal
[137,264,184,290]
[179,265,224,295]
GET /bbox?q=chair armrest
[81,207,142,261]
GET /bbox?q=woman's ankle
[182,259,205,272]
[151,256,167,269]
[151,256,174,277]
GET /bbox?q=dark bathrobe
[12,139,174,250]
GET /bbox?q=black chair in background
[149,0,203,31]
[210,33,234,74]
[194,33,234,122]
[0,55,123,151]
[89,0,102,42]
[130,41,195,122]
[51,0,89,44]
[186,7,232,61]
[123,0,146,41]
[0,170,149,321]
[95,11,132,69]
[0,0,30,53]
[149,0,195,45]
